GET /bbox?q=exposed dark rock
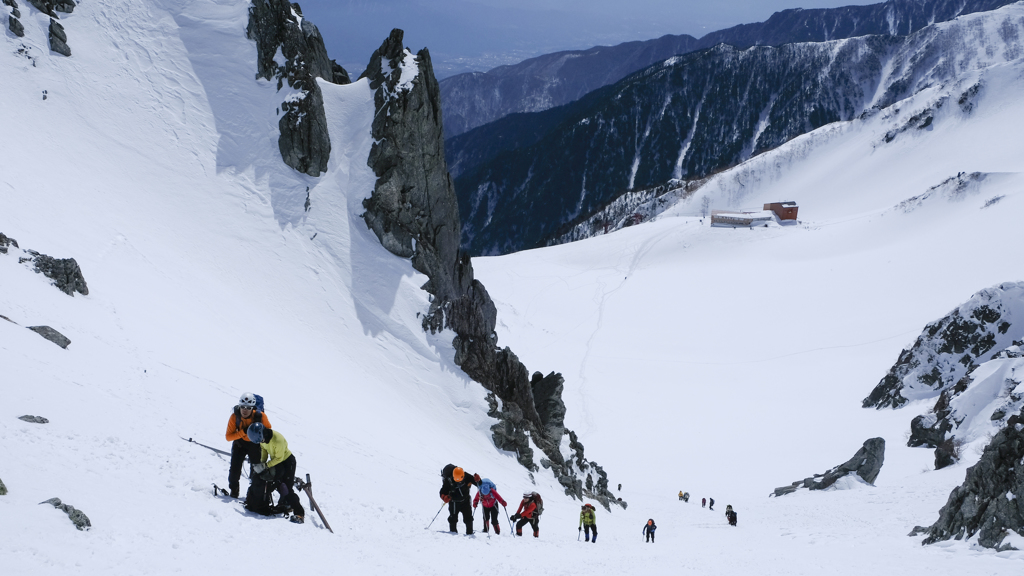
[40,497,91,531]
[8,14,23,36]
[486,393,536,471]
[865,282,1024,409]
[48,16,65,42]
[909,344,1024,469]
[0,477,6,495]
[247,0,343,177]
[18,415,49,424]
[0,232,18,254]
[28,326,71,348]
[32,254,88,295]
[52,0,72,13]
[330,60,350,85]
[48,19,70,57]
[25,0,56,17]
[908,413,949,448]
[361,29,622,510]
[773,438,885,496]
[920,412,1024,549]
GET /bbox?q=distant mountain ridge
[444,0,1019,177]
[452,3,1024,256]
[440,0,1019,140]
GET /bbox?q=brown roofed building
[764,201,798,220]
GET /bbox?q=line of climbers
[679,490,737,526]
[440,466,738,541]
[439,464,546,537]
[221,393,739,533]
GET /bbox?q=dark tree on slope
[359,29,622,510]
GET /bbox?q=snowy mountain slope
[471,49,1024,563]
[0,0,557,572]
[439,0,1019,139]
[453,2,1024,256]
[2,1,1024,574]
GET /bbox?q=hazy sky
[297,0,883,78]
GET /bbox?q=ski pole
[503,505,514,536]
[426,502,446,530]
[578,527,581,541]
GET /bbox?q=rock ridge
[918,410,1024,549]
[359,29,622,510]
[246,0,350,177]
[772,438,886,497]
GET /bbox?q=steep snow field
[1,0,1023,574]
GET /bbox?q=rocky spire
[246,0,350,177]
[359,29,623,510]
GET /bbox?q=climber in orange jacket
[224,392,271,498]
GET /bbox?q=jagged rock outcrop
[2,233,90,296]
[48,18,70,57]
[18,415,49,423]
[40,497,91,531]
[0,477,7,495]
[919,412,1024,549]
[360,29,622,510]
[865,282,1024,409]
[25,0,54,17]
[909,341,1024,469]
[27,0,73,14]
[28,326,71,348]
[772,438,885,497]
[8,14,24,37]
[30,252,89,296]
[246,0,350,177]
[0,232,17,254]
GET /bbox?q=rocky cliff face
[246,0,349,177]
[865,282,1024,410]
[917,411,1024,550]
[451,4,1024,256]
[359,29,622,509]
[439,0,1017,140]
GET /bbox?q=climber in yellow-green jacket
[243,422,305,524]
[579,503,598,542]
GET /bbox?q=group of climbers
[438,464,545,537]
[223,393,305,525]
[219,392,736,535]
[681,490,736,526]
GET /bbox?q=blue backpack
[253,394,265,413]
[480,479,496,495]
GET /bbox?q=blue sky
[297,0,881,78]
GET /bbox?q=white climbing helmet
[238,392,257,408]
